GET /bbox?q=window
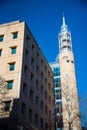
[45,77,47,85]
[29,89,34,101]
[11,47,16,54]
[45,91,47,99]
[0,35,4,42]
[23,83,27,93]
[7,80,13,89]
[24,65,28,74]
[45,65,47,73]
[30,73,34,82]
[29,109,33,122]
[45,122,48,130]
[48,83,51,90]
[54,78,61,88]
[67,60,69,63]
[25,49,29,57]
[40,101,43,110]
[45,106,48,114]
[36,80,39,88]
[48,71,50,78]
[9,63,15,71]
[4,101,11,111]
[49,110,51,118]
[49,96,51,104]
[36,52,40,59]
[41,72,43,80]
[34,114,39,126]
[12,32,18,39]
[35,96,39,105]
[41,59,43,67]
[71,60,74,63]
[31,58,34,67]
[41,86,44,93]
[32,44,35,52]
[0,49,2,56]
[40,118,43,128]
[36,65,40,73]
[53,67,60,76]
[55,89,61,100]
[21,103,26,117]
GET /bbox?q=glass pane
[13,33,18,39]
[0,35,4,42]
[10,63,15,70]
[5,101,11,111]
[0,50,2,56]
[8,81,13,89]
[11,47,16,54]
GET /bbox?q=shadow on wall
[0,98,20,130]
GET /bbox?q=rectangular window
[12,32,18,39]
[35,114,39,126]
[40,118,43,128]
[4,101,11,111]
[11,47,16,54]
[35,96,39,105]
[29,89,34,101]
[7,80,13,89]
[0,35,4,42]
[21,103,26,117]
[40,101,43,110]
[53,67,60,76]
[0,49,2,56]
[9,63,15,71]
[29,109,33,122]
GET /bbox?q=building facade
[50,17,82,130]
[0,21,54,130]
[50,62,63,130]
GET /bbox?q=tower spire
[63,16,65,26]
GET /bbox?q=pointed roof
[61,15,68,32]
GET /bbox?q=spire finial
[63,13,65,26]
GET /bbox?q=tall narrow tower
[59,17,82,130]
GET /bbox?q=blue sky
[0,0,87,95]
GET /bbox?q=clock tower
[59,16,82,130]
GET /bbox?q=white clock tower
[59,16,82,130]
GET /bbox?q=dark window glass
[11,47,16,54]
[13,32,18,39]
[9,63,15,71]
[7,80,13,89]
[0,49,2,56]
[0,35,4,42]
[4,101,11,111]
[53,67,60,76]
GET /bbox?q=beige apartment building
[0,21,54,130]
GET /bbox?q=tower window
[67,60,69,63]
[71,60,74,63]
[0,35,4,42]
[0,49,2,56]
